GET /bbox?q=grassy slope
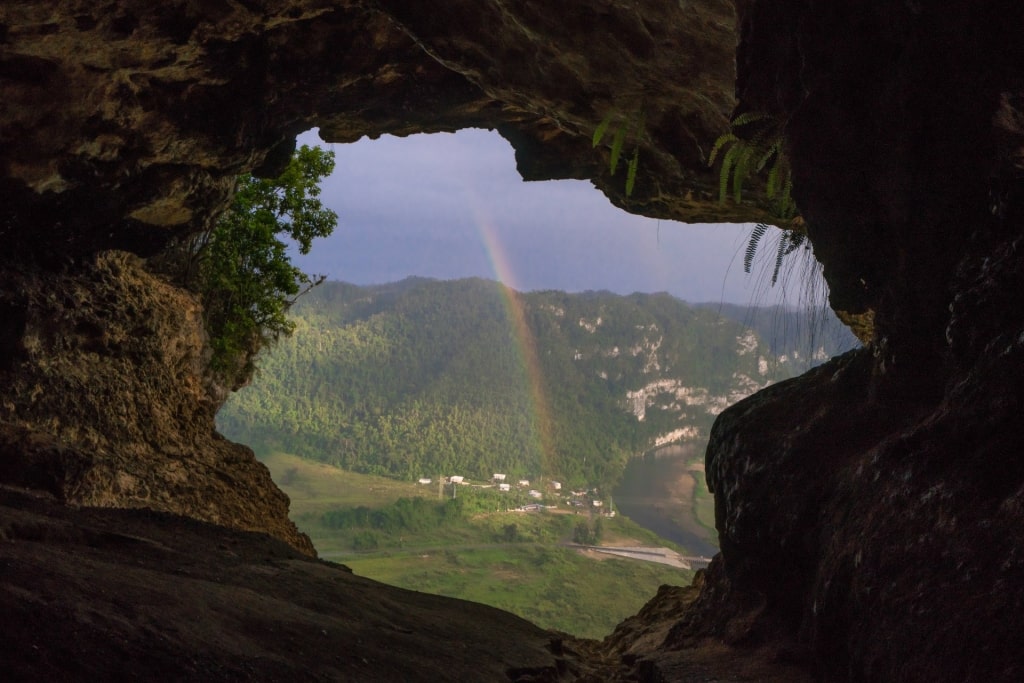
[263,452,692,639]
[690,463,718,539]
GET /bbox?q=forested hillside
[218,279,856,487]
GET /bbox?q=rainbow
[470,208,556,479]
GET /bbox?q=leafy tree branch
[192,144,337,381]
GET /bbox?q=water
[613,444,719,558]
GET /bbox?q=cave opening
[213,126,857,639]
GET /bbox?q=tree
[196,144,337,379]
[573,520,594,545]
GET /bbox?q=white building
[493,473,507,482]
[551,481,562,490]
[518,479,530,487]
[449,475,465,484]
[418,478,432,485]
[528,490,543,499]
[498,483,511,492]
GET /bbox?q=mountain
[217,279,857,487]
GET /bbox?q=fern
[746,225,808,286]
[625,148,640,197]
[744,223,769,274]
[593,110,645,197]
[729,111,771,128]
[707,132,738,166]
[592,115,613,147]
[719,143,743,203]
[609,124,628,174]
[709,112,796,222]
[771,234,789,286]
[712,113,806,286]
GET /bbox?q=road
[572,544,713,570]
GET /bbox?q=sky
[291,127,811,306]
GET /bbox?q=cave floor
[0,484,809,681]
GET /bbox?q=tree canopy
[217,279,855,486]
[197,144,337,377]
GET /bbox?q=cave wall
[0,0,750,257]
[682,2,1024,680]
[2,0,1024,679]
[0,251,314,555]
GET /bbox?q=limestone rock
[0,0,754,263]
[0,252,313,555]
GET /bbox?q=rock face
[0,485,578,682]
[2,0,1024,680]
[0,251,313,555]
[0,0,748,256]
[682,1,1024,681]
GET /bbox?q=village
[408,472,712,571]
[417,472,619,515]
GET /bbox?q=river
[613,444,719,558]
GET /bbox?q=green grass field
[690,465,718,540]
[260,451,694,639]
[262,451,428,512]
[344,544,687,639]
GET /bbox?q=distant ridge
[219,279,857,487]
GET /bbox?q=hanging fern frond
[592,115,613,147]
[765,162,779,199]
[709,112,797,222]
[744,223,769,274]
[771,233,790,286]
[729,111,771,128]
[609,124,628,175]
[625,148,640,197]
[593,109,645,197]
[719,142,743,203]
[783,230,806,255]
[708,132,738,166]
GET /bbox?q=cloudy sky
[291,128,810,306]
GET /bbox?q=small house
[551,481,562,490]
[493,473,507,482]
[498,483,511,492]
[518,479,530,487]
[418,478,432,485]
[528,490,543,499]
[449,475,465,484]
[592,500,603,507]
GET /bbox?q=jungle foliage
[217,279,855,488]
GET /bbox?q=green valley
[219,279,856,638]
[219,278,855,489]
[261,452,695,639]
